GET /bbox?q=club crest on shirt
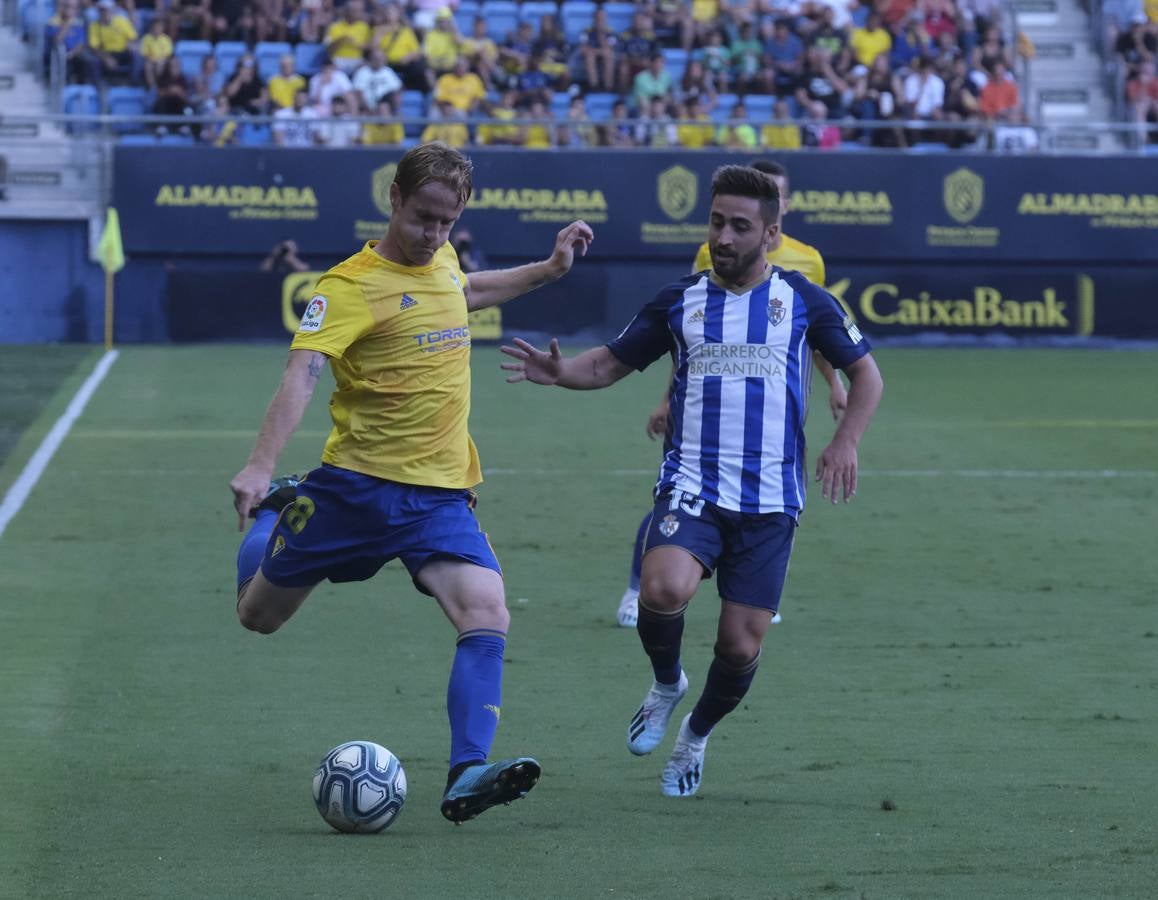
[767,296,786,326]
[298,295,327,332]
[658,514,680,538]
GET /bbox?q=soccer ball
[312,741,407,834]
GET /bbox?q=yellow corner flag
[97,207,125,274]
[97,207,125,349]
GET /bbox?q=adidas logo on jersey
[687,309,705,325]
[400,294,418,310]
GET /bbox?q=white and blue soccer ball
[312,741,407,834]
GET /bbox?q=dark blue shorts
[643,490,796,612]
[260,464,501,590]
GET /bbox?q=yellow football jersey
[692,232,826,286]
[290,241,482,489]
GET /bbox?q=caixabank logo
[926,167,1000,248]
[826,272,1095,337]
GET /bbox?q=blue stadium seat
[255,41,291,81]
[135,8,155,33]
[710,92,740,123]
[238,123,272,146]
[214,41,249,76]
[744,94,775,124]
[560,1,595,43]
[661,48,688,84]
[119,133,159,145]
[400,90,427,137]
[480,0,519,41]
[106,85,148,132]
[62,83,99,134]
[519,1,559,33]
[158,133,196,146]
[602,1,635,33]
[175,40,212,78]
[583,91,617,122]
[550,91,571,119]
[454,0,480,33]
[294,41,326,77]
[62,83,98,115]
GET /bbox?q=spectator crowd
[1107,0,1158,142]
[43,0,1040,149]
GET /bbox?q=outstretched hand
[547,220,594,276]
[500,337,563,385]
[814,438,858,505]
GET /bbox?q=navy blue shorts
[260,464,501,590]
[643,490,796,612]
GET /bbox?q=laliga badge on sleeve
[842,314,863,344]
[299,295,328,333]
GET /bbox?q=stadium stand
[17,0,1152,150]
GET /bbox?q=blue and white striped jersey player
[500,165,884,797]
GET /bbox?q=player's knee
[639,571,695,612]
[714,640,760,670]
[476,594,510,632]
[237,602,282,635]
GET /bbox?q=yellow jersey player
[615,158,847,629]
[229,142,594,824]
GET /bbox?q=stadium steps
[1014,0,1120,151]
[0,24,102,219]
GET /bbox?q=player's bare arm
[814,353,884,505]
[229,349,328,530]
[812,350,848,421]
[500,339,633,390]
[464,220,594,311]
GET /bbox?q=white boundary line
[0,350,119,540]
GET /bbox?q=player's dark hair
[394,141,474,207]
[747,159,787,179]
[710,164,780,225]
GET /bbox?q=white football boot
[626,670,689,755]
[660,714,708,797]
[616,588,639,628]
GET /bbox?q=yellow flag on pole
[97,207,125,274]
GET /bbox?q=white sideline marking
[0,350,119,539]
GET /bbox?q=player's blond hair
[393,141,474,208]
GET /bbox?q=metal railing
[2,111,1154,153]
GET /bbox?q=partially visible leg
[235,475,312,634]
[417,558,539,823]
[615,509,652,628]
[236,570,316,634]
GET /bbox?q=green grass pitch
[0,344,1156,899]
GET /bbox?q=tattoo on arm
[307,354,325,380]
